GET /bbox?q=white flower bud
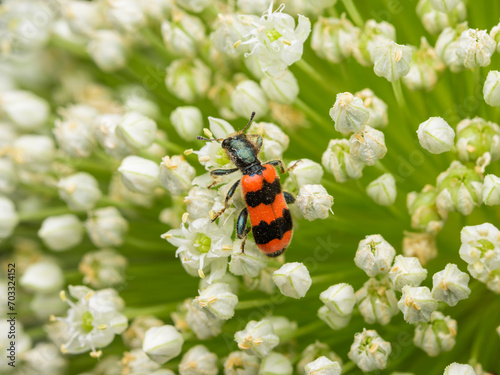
[288,159,324,188]
[184,186,217,220]
[0,158,16,194]
[85,207,129,248]
[320,283,356,316]
[229,240,268,278]
[165,59,211,103]
[414,311,457,357]
[353,20,396,66]
[38,214,84,251]
[322,139,365,183]
[105,0,145,33]
[355,88,388,129]
[161,10,205,56]
[121,86,160,119]
[12,135,55,172]
[142,325,183,364]
[348,329,391,372]
[260,70,299,105]
[403,231,438,265]
[367,173,397,206]
[356,277,399,325]
[94,114,132,159]
[248,121,289,160]
[317,305,351,330]
[443,363,476,375]
[482,174,500,205]
[211,14,252,57]
[354,234,396,277]
[297,342,342,375]
[372,41,412,81]
[234,319,279,358]
[431,263,470,306]
[159,155,196,196]
[272,262,312,299]
[184,299,224,340]
[483,70,500,106]
[116,111,157,150]
[79,249,128,288]
[62,1,105,36]
[87,30,127,72]
[0,90,49,131]
[296,184,334,221]
[389,255,428,291]
[417,117,455,154]
[456,118,500,163]
[329,92,369,135]
[0,197,18,239]
[398,286,438,323]
[118,156,159,195]
[430,0,460,12]
[170,106,203,142]
[304,356,341,375]
[57,172,102,211]
[349,125,387,166]
[259,352,292,375]
[224,352,260,375]
[416,0,448,35]
[457,29,496,69]
[435,23,469,72]
[193,282,238,320]
[231,80,269,120]
[20,260,64,293]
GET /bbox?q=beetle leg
[286,159,302,172]
[236,208,251,253]
[283,191,296,204]
[211,180,240,222]
[264,159,286,174]
[208,168,239,188]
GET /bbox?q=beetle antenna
[196,136,223,142]
[240,111,256,134]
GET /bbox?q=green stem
[295,59,337,95]
[341,361,356,374]
[391,79,407,111]
[341,0,364,28]
[124,302,179,319]
[295,98,334,131]
[19,206,77,221]
[155,138,186,155]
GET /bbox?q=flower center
[265,29,282,43]
[216,148,230,166]
[476,239,495,254]
[81,311,94,333]
[195,233,212,253]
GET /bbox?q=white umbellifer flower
[272,262,312,299]
[414,311,457,357]
[184,186,217,220]
[455,117,500,163]
[389,255,428,291]
[121,349,167,374]
[259,352,293,375]
[179,345,218,375]
[416,0,447,35]
[443,363,476,375]
[329,92,369,135]
[21,342,67,375]
[0,196,19,239]
[123,315,163,349]
[165,59,211,103]
[85,207,129,248]
[61,0,105,36]
[237,0,272,14]
[87,30,127,72]
[366,173,397,206]
[170,106,203,142]
[356,277,399,325]
[223,351,260,375]
[159,155,196,196]
[349,125,387,166]
[12,134,55,172]
[354,234,396,277]
[142,325,183,364]
[260,69,299,105]
[20,260,64,293]
[348,329,391,372]
[398,286,438,323]
[120,85,160,119]
[482,174,500,205]
[183,299,224,340]
[57,285,127,355]
[457,28,496,69]
[118,156,159,195]
[0,90,49,131]
[208,116,236,139]
[288,159,324,187]
[161,10,205,56]
[105,0,145,32]
[296,184,334,221]
[304,356,341,375]
[403,37,445,91]
[0,158,16,194]
[429,0,460,12]
[403,231,438,265]
[431,263,470,306]
[229,240,268,278]
[79,249,128,288]
[211,14,254,57]
[320,283,356,316]
[372,40,412,81]
[116,111,157,150]
[435,23,468,72]
[237,3,311,77]
[311,14,359,63]
[234,319,279,358]
[459,223,500,283]
[317,305,351,330]
[297,342,343,375]
[248,121,289,160]
[353,19,396,66]
[38,214,84,251]
[483,70,500,106]
[231,80,269,120]
[321,139,365,183]
[193,282,238,320]
[94,114,132,159]
[58,172,102,211]
[417,117,455,154]
[177,0,211,12]
[355,88,388,129]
